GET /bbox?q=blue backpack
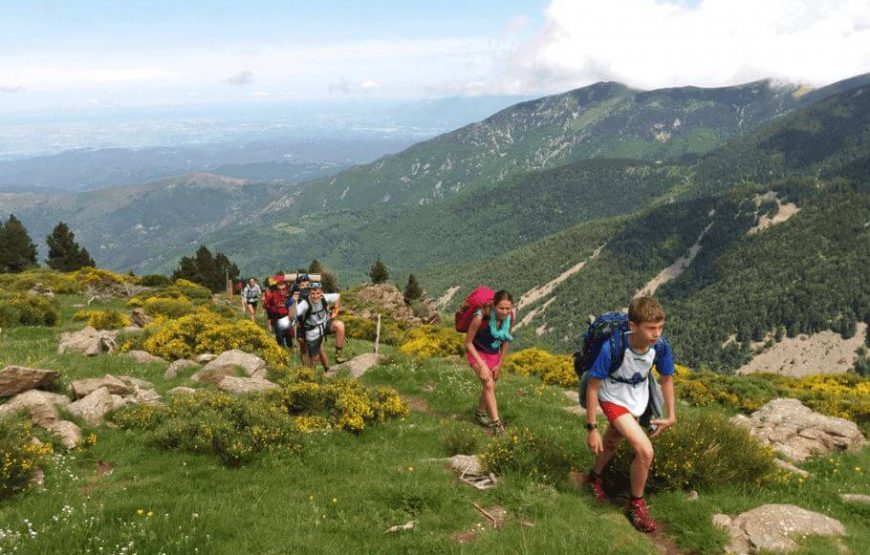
[574,312,666,427]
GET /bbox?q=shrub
[399,325,464,359]
[72,267,136,287]
[440,421,485,455]
[502,348,577,388]
[0,416,54,498]
[72,309,130,330]
[139,274,171,287]
[141,296,195,318]
[479,426,578,480]
[142,309,288,365]
[174,279,212,300]
[610,411,775,492]
[0,293,58,327]
[343,314,407,345]
[0,269,80,294]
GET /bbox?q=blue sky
[0,0,867,114]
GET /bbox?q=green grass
[1,292,868,554]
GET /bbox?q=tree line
[0,216,94,273]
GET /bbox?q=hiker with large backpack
[456,287,515,435]
[295,280,346,371]
[262,275,295,351]
[241,277,262,323]
[575,296,676,533]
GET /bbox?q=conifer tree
[45,222,94,271]
[172,245,240,292]
[308,259,324,275]
[0,214,38,273]
[369,258,389,284]
[403,274,422,303]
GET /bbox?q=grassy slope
[1,291,868,555]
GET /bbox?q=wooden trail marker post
[375,314,382,354]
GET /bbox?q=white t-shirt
[296,293,340,342]
[597,340,657,417]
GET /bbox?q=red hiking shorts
[600,400,631,424]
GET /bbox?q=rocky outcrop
[58,326,118,356]
[195,353,217,363]
[45,420,82,449]
[217,376,279,395]
[71,375,130,398]
[68,387,115,426]
[0,365,60,397]
[326,353,386,378]
[0,389,81,447]
[353,283,438,325]
[130,308,152,328]
[713,504,845,554]
[164,359,198,380]
[193,350,267,382]
[126,350,166,364]
[730,398,864,462]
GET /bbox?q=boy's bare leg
[592,424,624,475]
[318,344,329,370]
[611,414,655,498]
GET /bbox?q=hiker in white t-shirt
[294,282,346,371]
[240,278,262,323]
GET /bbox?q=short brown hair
[628,296,665,324]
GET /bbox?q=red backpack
[454,286,496,332]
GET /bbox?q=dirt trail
[435,286,460,310]
[637,222,713,298]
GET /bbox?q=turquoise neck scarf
[489,313,514,349]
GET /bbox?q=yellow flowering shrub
[0,269,80,294]
[294,415,331,432]
[142,309,288,365]
[1,417,54,498]
[399,325,464,359]
[611,411,774,491]
[343,314,407,345]
[141,296,196,318]
[72,267,136,287]
[72,309,130,330]
[479,426,576,479]
[502,348,577,387]
[174,279,212,300]
[0,293,59,327]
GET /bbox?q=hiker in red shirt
[262,275,295,351]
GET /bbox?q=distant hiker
[295,281,346,371]
[580,296,676,533]
[293,274,313,362]
[241,277,262,323]
[263,276,277,332]
[460,288,514,435]
[262,275,295,351]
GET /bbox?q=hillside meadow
[0,270,868,555]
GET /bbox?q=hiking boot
[585,471,607,502]
[488,419,506,435]
[626,498,657,533]
[475,411,490,427]
[334,349,347,364]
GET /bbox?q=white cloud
[360,79,380,91]
[498,0,870,92]
[226,70,253,86]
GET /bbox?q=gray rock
[135,388,161,403]
[0,365,60,397]
[712,513,732,530]
[773,458,810,478]
[563,390,580,403]
[111,394,136,411]
[730,398,864,462]
[71,375,130,398]
[130,308,152,328]
[117,376,154,390]
[195,353,217,363]
[840,493,870,505]
[325,353,386,378]
[190,365,239,385]
[58,326,118,356]
[715,504,845,554]
[44,420,82,449]
[217,376,279,395]
[168,386,198,396]
[198,349,267,379]
[0,389,69,427]
[127,350,166,364]
[68,387,115,426]
[164,359,198,380]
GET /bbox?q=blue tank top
[473,309,500,354]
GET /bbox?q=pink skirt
[466,350,501,370]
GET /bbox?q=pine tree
[404,274,422,303]
[321,270,339,293]
[0,214,38,273]
[45,222,94,271]
[308,259,324,275]
[172,245,240,292]
[369,258,389,284]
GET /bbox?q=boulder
[195,353,217,363]
[197,349,267,379]
[58,326,118,356]
[190,365,240,385]
[135,388,161,403]
[326,353,386,378]
[168,386,198,396]
[0,389,69,427]
[130,308,152,328]
[0,365,60,397]
[217,376,279,395]
[713,504,845,554]
[730,398,864,462]
[111,394,137,411]
[67,387,115,426]
[126,350,166,364]
[773,459,810,478]
[71,375,130,398]
[28,282,55,298]
[44,420,82,449]
[164,359,198,380]
[117,376,154,390]
[840,493,870,505]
